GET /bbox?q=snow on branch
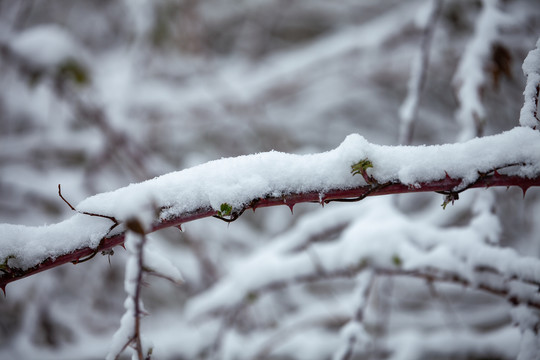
[453,0,512,141]
[520,38,540,129]
[398,0,443,145]
[107,217,183,360]
[1,127,540,288]
[107,230,151,360]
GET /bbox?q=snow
[10,24,84,68]
[143,239,184,284]
[399,0,441,145]
[333,320,371,360]
[107,231,155,360]
[0,214,111,270]
[453,0,512,141]
[78,126,540,223]
[2,2,540,360]
[520,38,540,128]
[1,126,540,273]
[387,326,520,360]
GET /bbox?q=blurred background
[1,0,540,359]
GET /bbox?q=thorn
[520,185,530,199]
[120,243,126,250]
[444,171,451,180]
[0,285,5,297]
[287,203,294,214]
[493,169,501,178]
[176,225,183,232]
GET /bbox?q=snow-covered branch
[520,38,540,129]
[398,0,443,145]
[107,229,150,360]
[107,217,182,360]
[1,126,540,288]
[453,0,512,140]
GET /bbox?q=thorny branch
[436,162,529,209]
[1,165,540,289]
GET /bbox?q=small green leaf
[392,254,402,267]
[219,203,232,217]
[351,159,373,176]
[351,159,376,184]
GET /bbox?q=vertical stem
[133,232,146,360]
[398,0,443,145]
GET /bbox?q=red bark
[1,173,539,289]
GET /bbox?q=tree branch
[1,172,539,289]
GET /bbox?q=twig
[58,184,119,227]
[58,184,119,263]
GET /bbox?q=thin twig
[58,184,119,263]
[58,184,119,225]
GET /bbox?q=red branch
[1,173,539,289]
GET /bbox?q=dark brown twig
[58,184,119,263]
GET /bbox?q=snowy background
[1,0,540,359]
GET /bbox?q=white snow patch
[10,24,84,68]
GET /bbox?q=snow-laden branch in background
[183,194,538,359]
[520,38,540,129]
[183,195,538,318]
[398,0,443,145]
[107,219,183,360]
[333,270,375,360]
[1,126,540,288]
[107,230,151,360]
[453,0,512,141]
